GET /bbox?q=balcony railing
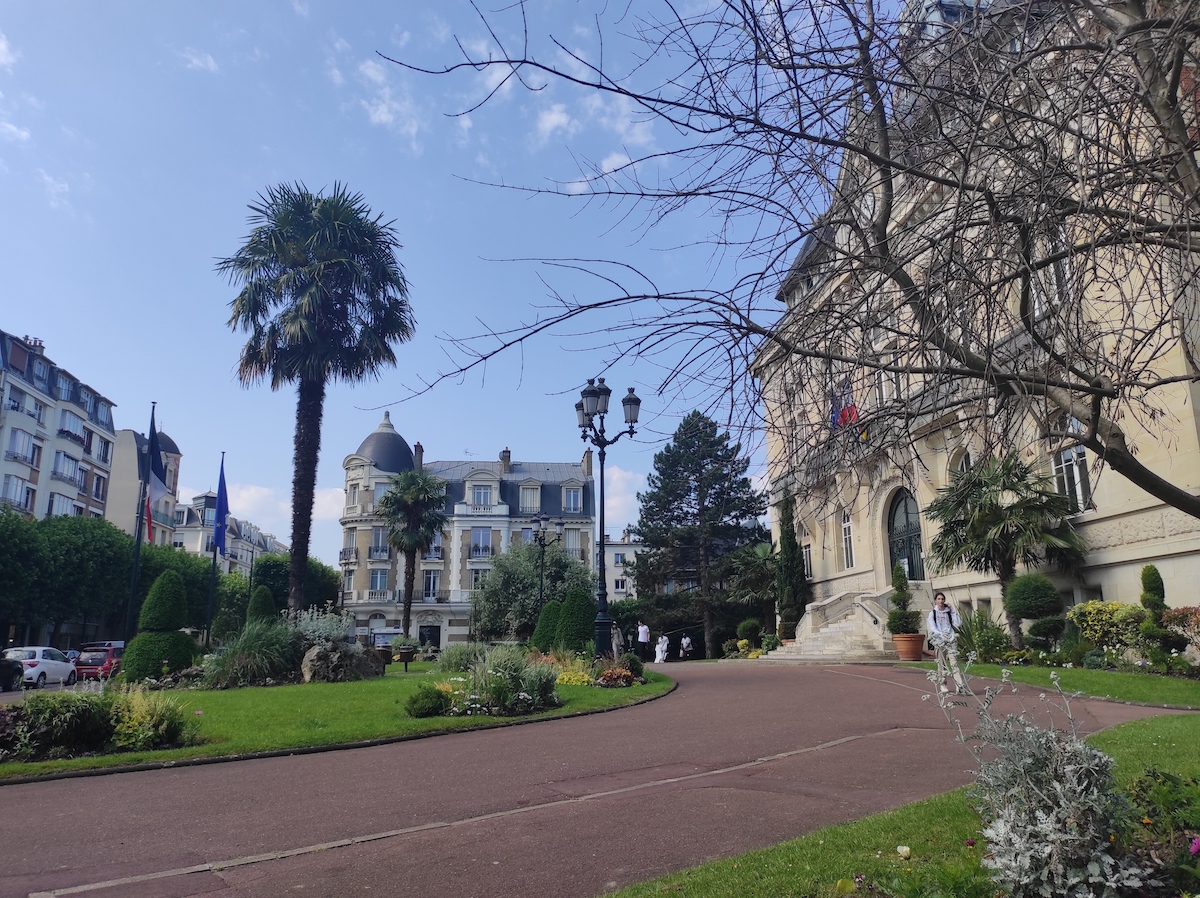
[57,428,86,446]
[566,547,587,561]
[151,509,173,526]
[0,495,31,513]
[50,469,84,490]
[339,547,359,563]
[3,450,35,465]
[343,504,362,516]
[518,505,540,515]
[422,546,443,560]
[469,544,495,559]
[421,591,451,603]
[368,545,391,560]
[367,589,392,602]
[454,502,509,516]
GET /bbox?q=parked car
[74,645,124,680]
[1,646,77,688]
[65,650,80,662]
[0,655,22,692]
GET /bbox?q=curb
[0,678,678,788]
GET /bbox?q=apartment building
[1,331,117,521]
[105,428,183,546]
[339,413,596,647]
[173,491,288,577]
[600,530,645,603]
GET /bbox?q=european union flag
[214,455,230,556]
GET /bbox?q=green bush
[1068,601,1147,651]
[736,618,762,647]
[1139,564,1190,657]
[203,619,304,688]
[1026,615,1067,651]
[530,600,562,652]
[437,642,487,673]
[955,610,1011,663]
[246,585,277,622]
[405,683,451,718]
[520,663,560,710]
[761,633,781,652]
[1003,573,1063,621]
[19,691,114,759]
[139,569,188,631]
[554,588,596,653]
[621,652,644,678]
[886,563,921,634]
[779,613,798,640]
[109,687,195,751]
[123,630,200,682]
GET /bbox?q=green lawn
[0,666,673,780]
[606,666,1200,898]
[905,662,1200,708]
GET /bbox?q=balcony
[421,591,451,604]
[566,547,587,562]
[339,547,359,563]
[50,469,84,490]
[3,450,35,465]
[0,495,31,513]
[453,502,509,517]
[367,589,393,603]
[57,428,86,447]
[343,503,362,516]
[422,546,443,560]
[368,545,391,561]
[469,544,495,559]
[518,505,540,515]
[151,509,173,526]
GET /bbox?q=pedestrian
[679,633,693,661]
[654,634,669,663]
[611,622,626,658]
[636,620,651,662]
[928,591,966,694]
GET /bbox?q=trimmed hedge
[1003,573,1062,620]
[123,631,199,682]
[247,585,277,622]
[531,600,562,652]
[139,570,187,631]
[554,588,596,653]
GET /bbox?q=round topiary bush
[621,652,644,678]
[530,600,562,652]
[736,618,762,647]
[554,588,596,653]
[405,683,451,718]
[1027,615,1067,648]
[138,570,188,632]
[123,631,200,681]
[246,585,277,622]
[1003,573,1063,621]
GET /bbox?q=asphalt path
[0,663,1187,898]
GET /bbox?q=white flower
[897,845,911,859]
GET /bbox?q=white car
[2,646,77,688]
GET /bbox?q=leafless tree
[392,0,1200,517]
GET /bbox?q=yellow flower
[1142,818,1153,825]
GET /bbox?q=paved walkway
[0,664,1187,898]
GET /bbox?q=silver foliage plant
[282,605,358,653]
[926,664,1155,897]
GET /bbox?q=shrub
[1003,573,1063,621]
[596,667,634,687]
[444,645,561,716]
[282,604,353,650]
[761,633,781,652]
[246,585,277,622]
[109,686,196,751]
[1026,615,1067,651]
[520,662,560,708]
[554,588,596,652]
[203,619,304,688]
[621,652,644,678]
[1067,600,1147,652]
[437,642,487,673]
[955,610,1010,663]
[405,683,452,718]
[779,613,798,640]
[123,630,200,682]
[1139,565,1190,657]
[1163,606,1200,651]
[556,667,594,686]
[886,563,921,634]
[736,618,762,647]
[530,601,562,652]
[19,691,114,759]
[139,569,188,632]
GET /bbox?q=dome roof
[156,431,181,456]
[354,412,414,473]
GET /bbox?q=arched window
[956,451,972,475]
[367,613,387,631]
[888,489,925,580]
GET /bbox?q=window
[371,526,387,548]
[7,386,26,412]
[956,451,972,475]
[48,492,74,516]
[887,489,925,580]
[52,451,81,488]
[1054,444,1091,512]
[373,483,389,504]
[348,484,359,506]
[174,509,186,525]
[875,355,904,404]
[369,569,388,591]
[342,571,354,592]
[6,428,35,464]
[613,552,625,565]
[564,528,581,560]
[423,569,441,598]
[563,487,582,514]
[367,613,386,630]
[614,578,628,593]
[520,485,540,513]
[840,509,854,570]
[802,543,813,579]
[56,373,73,401]
[96,401,110,426]
[471,527,492,557]
[424,531,443,559]
[2,475,34,511]
[80,388,95,414]
[472,484,492,507]
[471,568,487,589]
[344,528,357,548]
[519,527,532,544]
[96,438,112,465]
[92,474,107,503]
[58,409,85,443]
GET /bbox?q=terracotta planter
[891,633,926,661]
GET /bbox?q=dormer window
[472,484,492,507]
[564,487,582,514]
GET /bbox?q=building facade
[1,331,118,522]
[105,428,183,547]
[339,413,597,646]
[600,529,645,604]
[173,492,288,577]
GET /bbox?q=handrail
[853,601,879,626]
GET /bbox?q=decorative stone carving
[1121,513,1165,545]
[1080,521,1123,549]
[1162,508,1200,537]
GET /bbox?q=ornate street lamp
[577,378,641,657]
[530,514,564,611]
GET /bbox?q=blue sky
[0,2,765,565]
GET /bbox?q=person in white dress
[654,634,669,663]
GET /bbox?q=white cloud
[35,169,69,209]
[355,61,421,147]
[333,37,351,54]
[536,103,579,144]
[600,152,631,175]
[390,27,411,49]
[291,0,309,17]
[1,121,30,142]
[358,59,387,85]
[603,466,646,539]
[179,48,219,73]
[327,62,345,87]
[0,31,18,70]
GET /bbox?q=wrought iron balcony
[368,545,391,560]
[422,546,443,560]
[469,544,495,559]
[339,547,359,563]
[421,590,451,603]
[50,469,84,490]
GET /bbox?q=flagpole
[123,403,156,642]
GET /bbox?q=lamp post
[577,378,641,657]
[530,514,564,611]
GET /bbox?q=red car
[74,645,124,680]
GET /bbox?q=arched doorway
[888,489,925,580]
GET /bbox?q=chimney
[581,447,593,476]
[413,442,423,471]
[500,447,511,473]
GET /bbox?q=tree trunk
[402,547,417,637]
[703,607,717,659]
[998,563,1023,649]
[288,376,326,611]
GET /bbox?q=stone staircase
[761,588,900,663]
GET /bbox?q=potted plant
[886,562,925,661]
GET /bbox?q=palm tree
[220,182,414,611]
[377,469,449,636]
[925,452,1087,648]
[727,542,778,634]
